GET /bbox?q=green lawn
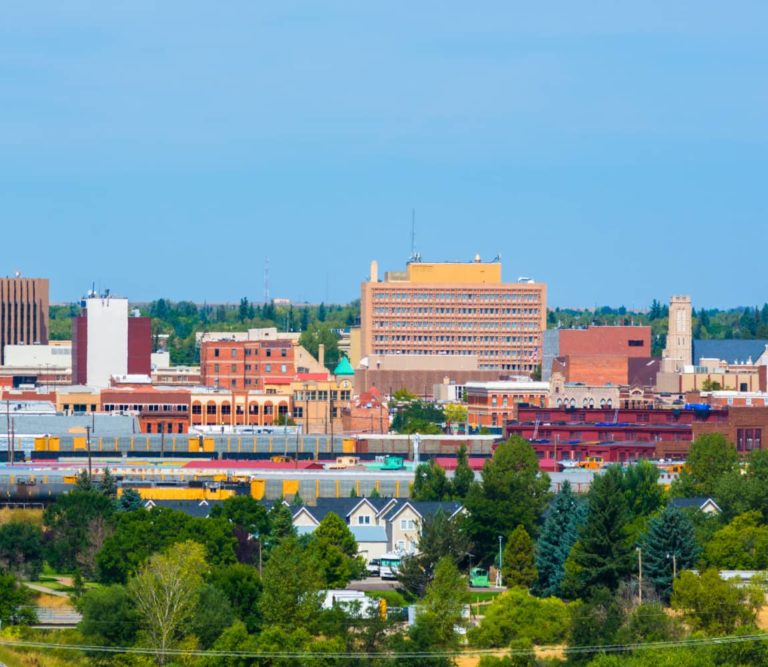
[468,590,504,602]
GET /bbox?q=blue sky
[1,2,766,308]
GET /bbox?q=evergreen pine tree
[534,481,586,597]
[502,525,537,589]
[118,488,144,512]
[75,469,93,491]
[451,445,474,499]
[641,505,700,601]
[99,467,117,498]
[569,466,633,596]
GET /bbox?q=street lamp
[496,536,504,588]
[666,552,677,580]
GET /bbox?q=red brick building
[559,326,652,357]
[200,336,295,391]
[466,380,549,428]
[548,326,654,386]
[101,387,191,434]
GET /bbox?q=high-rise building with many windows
[360,258,546,373]
[0,277,49,365]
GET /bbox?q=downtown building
[0,276,49,365]
[71,293,152,387]
[360,257,547,374]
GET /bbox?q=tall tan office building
[0,277,49,365]
[360,259,546,373]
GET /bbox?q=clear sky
[1,2,766,308]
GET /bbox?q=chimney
[318,343,325,368]
[370,260,378,282]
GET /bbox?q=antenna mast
[409,209,420,262]
[264,256,270,303]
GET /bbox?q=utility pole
[636,547,643,605]
[9,417,14,466]
[5,400,10,466]
[85,425,93,481]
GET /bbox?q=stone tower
[662,295,692,372]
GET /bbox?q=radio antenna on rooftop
[264,256,270,303]
[409,208,421,263]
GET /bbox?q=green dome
[333,356,355,376]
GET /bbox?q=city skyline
[2,2,767,307]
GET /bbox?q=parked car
[367,558,381,577]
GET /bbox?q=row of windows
[373,306,540,316]
[192,404,287,415]
[375,321,540,331]
[146,422,185,434]
[372,291,540,302]
[374,334,538,343]
[210,363,288,374]
[104,404,188,412]
[211,347,288,359]
[294,390,352,401]
[372,348,538,357]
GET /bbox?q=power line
[3,631,768,659]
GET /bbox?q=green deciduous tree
[0,521,44,579]
[128,540,207,665]
[564,466,633,597]
[671,433,738,498]
[210,495,271,536]
[412,460,451,501]
[622,460,663,520]
[502,525,537,589]
[189,584,235,649]
[410,557,468,651]
[468,588,570,648]
[671,568,763,635]
[464,436,550,562]
[208,563,262,633]
[260,538,323,630]
[299,321,340,370]
[640,505,699,601]
[97,507,236,584]
[714,448,768,522]
[534,481,587,598]
[568,586,625,663]
[77,584,140,649]
[310,512,365,587]
[397,509,472,599]
[615,602,684,645]
[704,511,768,569]
[0,572,36,626]
[43,488,115,572]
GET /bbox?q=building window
[293,406,304,418]
[231,364,237,373]
[266,349,272,357]
[146,424,152,433]
[206,404,216,415]
[358,515,371,525]
[281,364,287,373]
[264,405,273,415]
[400,519,416,531]
[192,404,201,414]
[214,364,220,373]
[222,404,231,415]
[628,340,644,347]
[281,348,287,358]
[214,349,220,358]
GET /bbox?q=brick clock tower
[662,295,692,372]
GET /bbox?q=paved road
[25,582,69,597]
